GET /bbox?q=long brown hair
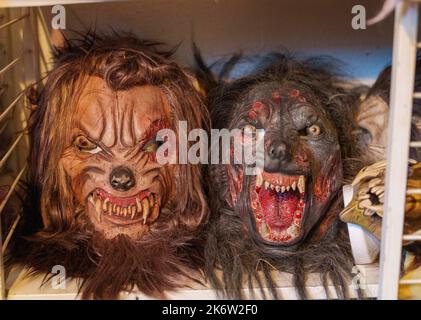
[10,32,209,299]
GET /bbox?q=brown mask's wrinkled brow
[71,76,171,154]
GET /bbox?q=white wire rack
[0,5,42,300]
[0,0,131,301]
[379,0,421,300]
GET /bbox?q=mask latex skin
[63,78,171,240]
[354,62,421,165]
[237,85,343,245]
[348,61,421,241]
[340,160,421,243]
[9,34,209,299]
[355,95,388,164]
[199,54,361,299]
[339,160,421,299]
[345,62,421,299]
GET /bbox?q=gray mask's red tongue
[257,187,298,233]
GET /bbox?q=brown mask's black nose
[110,166,135,191]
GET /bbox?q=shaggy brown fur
[9,32,209,299]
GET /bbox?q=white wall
[42,0,400,83]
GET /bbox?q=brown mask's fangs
[88,189,160,225]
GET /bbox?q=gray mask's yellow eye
[307,124,321,136]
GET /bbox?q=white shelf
[0,0,127,8]
[6,264,379,300]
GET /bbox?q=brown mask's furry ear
[186,72,207,99]
[51,29,66,49]
[226,165,243,207]
[26,85,40,111]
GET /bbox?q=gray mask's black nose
[109,166,135,191]
[264,139,291,172]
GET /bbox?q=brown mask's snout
[109,166,136,191]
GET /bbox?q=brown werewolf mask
[63,78,171,240]
[199,54,361,299]
[10,33,209,299]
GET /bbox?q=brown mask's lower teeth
[89,192,158,224]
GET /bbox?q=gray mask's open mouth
[251,171,308,244]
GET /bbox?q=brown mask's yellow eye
[143,138,163,153]
[307,124,321,136]
[74,135,101,154]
